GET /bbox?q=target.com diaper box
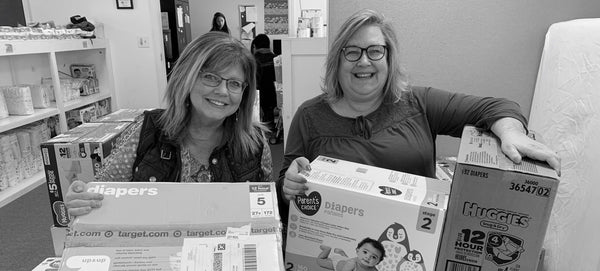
[285,156,450,271]
[59,182,284,271]
[435,126,559,271]
[41,121,134,227]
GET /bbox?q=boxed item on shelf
[1,85,35,115]
[435,125,559,271]
[60,182,285,271]
[95,98,111,117]
[65,105,97,129]
[70,64,99,94]
[41,121,135,227]
[285,155,450,271]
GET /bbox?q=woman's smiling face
[338,24,388,103]
[189,64,245,125]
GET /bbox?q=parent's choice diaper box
[435,126,559,271]
[285,156,450,271]
[59,182,284,271]
[41,121,134,227]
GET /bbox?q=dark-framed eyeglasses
[341,45,387,62]
[199,72,247,94]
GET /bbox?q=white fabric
[529,18,600,271]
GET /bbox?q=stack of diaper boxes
[59,182,284,271]
[42,109,148,255]
[285,155,451,271]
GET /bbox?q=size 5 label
[249,184,275,218]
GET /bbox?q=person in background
[65,31,272,216]
[251,34,278,132]
[278,9,561,229]
[210,12,230,34]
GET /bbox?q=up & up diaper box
[435,125,559,271]
[59,182,284,271]
[41,121,134,227]
[285,156,450,271]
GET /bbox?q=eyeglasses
[341,45,387,62]
[199,72,247,94]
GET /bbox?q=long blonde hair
[159,31,264,158]
[323,9,409,103]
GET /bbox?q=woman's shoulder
[297,94,328,113]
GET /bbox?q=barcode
[445,260,480,271]
[213,252,223,271]
[243,244,257,271]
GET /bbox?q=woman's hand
[491,118,561,176]
[282,157,311,202]
[64,180,104,217]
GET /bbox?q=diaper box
[285,156,450,271]
[59,182,284,271]
[95,108,149,123]
[435,125,559,271]
[41,122,134,227]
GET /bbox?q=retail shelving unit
[0,39,117,208]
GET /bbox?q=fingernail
[95,201,102,208]
[557,170,561,177]
[74,184,83,193]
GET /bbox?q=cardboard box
[59,182,284,271]
[95,108,149,123]
[285,156,450,271]
[41,122,134,227]
[435,125,559,271]
[51,226,71,256]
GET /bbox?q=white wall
[329,0,600,157]
[189,0,265,42]
[24,0,167,109]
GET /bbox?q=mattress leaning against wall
[529,18,600,271]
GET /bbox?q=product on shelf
[0,90,8,119]
[41,121,135,227]
[435,126,559,271]
[285,155,450,271]
[15,131,35,178]
[0,85,35,115]
[0,133,22,189]
[41,77,82,103]
[70,64,99,95]
[61,182,284,270]
[65,105,97,129]
[94,98,111,117]
[21,121,50,173]
[20,84,52,108]
[45,115,61,138]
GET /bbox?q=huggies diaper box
[59,182,284,271]
[435,126,559,271]
[285,156,451,271]
[41,121,134,227]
